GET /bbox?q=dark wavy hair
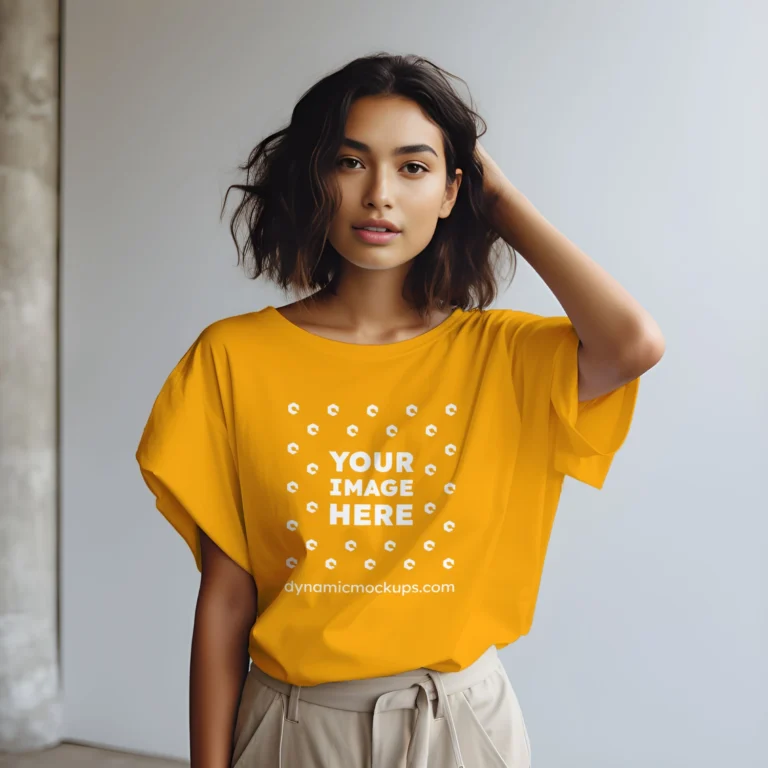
[220,52,517,316]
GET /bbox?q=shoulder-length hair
[220,52,516,316]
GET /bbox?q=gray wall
[61,1,766,765]
[0,0,60,751]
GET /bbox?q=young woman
[136,53,664,768]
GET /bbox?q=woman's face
[327,95,462,273]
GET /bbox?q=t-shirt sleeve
[135,328,251,574]
[509,312,640,490]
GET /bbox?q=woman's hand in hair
[475,141,509,206]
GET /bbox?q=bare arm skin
[190,530,258,768]
[476,143,665,401]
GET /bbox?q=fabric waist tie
[246,645,501,768]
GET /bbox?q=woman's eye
[336,158,427,175]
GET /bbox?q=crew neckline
[262,304,465,360]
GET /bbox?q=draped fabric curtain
[0,0,61,751]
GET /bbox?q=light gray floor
[0,744,186,768]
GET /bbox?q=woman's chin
[339,251,415,272]
[329,234,426,272]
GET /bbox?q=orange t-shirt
[136,305,639,686]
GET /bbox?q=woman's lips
[352,227,401,245]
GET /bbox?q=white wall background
[61,1,766,765]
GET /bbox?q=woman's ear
[439,169,462,218]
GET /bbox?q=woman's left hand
[475,141,509,203]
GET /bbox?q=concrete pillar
[0,0,62,750]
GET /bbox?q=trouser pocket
[459,665,531,767]
[231,669,283,767]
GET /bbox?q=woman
[136,52,664,767]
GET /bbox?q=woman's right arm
[190,530,258,768]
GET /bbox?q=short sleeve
[135,328,251,574]
[510,312,640,490]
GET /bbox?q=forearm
[189,587,253,768]
[491,180,664,365]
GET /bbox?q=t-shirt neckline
[263,305,465,360]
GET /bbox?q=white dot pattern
[285,401,460,572]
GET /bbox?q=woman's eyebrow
[342,137,438,158]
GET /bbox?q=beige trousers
[231,645,532,767]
